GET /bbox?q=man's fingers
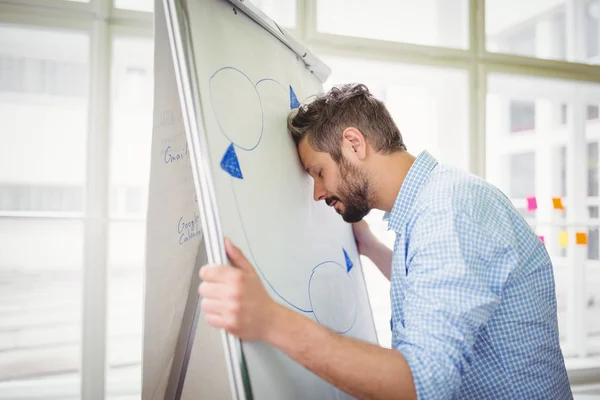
[200,297,223,314]
[224,238,253,271]
[200,264,240,282]
[204,313,228,330]
[198,281,229,299]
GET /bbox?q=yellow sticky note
[576,232,588,245]
[558,231,569,248]
[552,197,565,210]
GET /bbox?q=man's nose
[313,180,327,202]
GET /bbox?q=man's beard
[328,159,372,223]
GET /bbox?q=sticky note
[558,231,569,247]
[552,197,565,210]
[526,196,537,212]
[539,235,545,244]
[576,232,588,245]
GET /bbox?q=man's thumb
[224,237,252,271]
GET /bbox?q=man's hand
[352,220,392,280]
[352,220,379,257]
[199,238,280,341]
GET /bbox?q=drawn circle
[308,262,358,334]
[209,67,263,150]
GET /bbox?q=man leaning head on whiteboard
[199,83,572,399]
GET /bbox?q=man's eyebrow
[304,164,314,174]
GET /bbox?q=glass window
[114,0,152,12]
[587,0,600,60]
[253,0,296,29]
[588,267,600,339]
[589,142,599,197]
[109,36,153,220]
[487,0,567,60]
[510,100,536,133]
[317,0,469,49]
[106,36,153,397]
[509,152,536,198]
[487,0,600,65]
[0,25,88,396]
[0,25,88,215]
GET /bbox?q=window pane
[114,0,152,12]
[589,142,598,197]
[321,56,469,345]
[109,36,153,219]
[106,36,153,398]
[510,100,536,133]
[587,0,600,60]
[317,0,469,49]
[0,25,88,397]
[589,267,600,339]
[0,25,88,214]
[509,152,536,198]
[253,0,296,29]
[487,0,600,65]
[0,219,83,397]
[106,222,145,396]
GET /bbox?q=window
[114,0,152,12]
[487,0,600,65]
[587,0,600,60]
[589,142,599,197]
[317,0,469,49]
[0,184,83,212]
[509,152,536,198]
[510,100,536,133]
[0,24,88,396]
[106,35,154,395]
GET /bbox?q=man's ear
[342,127,367,160]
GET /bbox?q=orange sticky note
[558,231,569,248]
[552,197,565,210]
[576,232,588,245]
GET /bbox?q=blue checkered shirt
[389,151,571,399]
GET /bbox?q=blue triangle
[289,85,300,109]
[343,248,353,272]
[220,143,243,179]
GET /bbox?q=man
[199,84,572,399]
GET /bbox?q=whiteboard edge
[161,0,249,399]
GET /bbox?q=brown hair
[287,83,406,162]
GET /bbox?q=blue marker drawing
[220,143,243,179]
[343,248,353,272]
[289,85,300,109]
[210,67,358,334]
[210,67,264,151]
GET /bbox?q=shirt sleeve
[394,203,516,400]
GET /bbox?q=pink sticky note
[539,235,545,244]
[526,196,538,212]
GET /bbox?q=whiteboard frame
[161,0,249,399]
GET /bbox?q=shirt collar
[388,150,438,232]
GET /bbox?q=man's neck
[368,150,416,213]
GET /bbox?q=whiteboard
[156,0,379,398]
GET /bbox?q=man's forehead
[297,139,314,166]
